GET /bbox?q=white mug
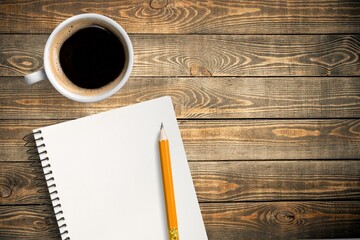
[23,13,133,102]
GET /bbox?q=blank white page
[34,96,208,240]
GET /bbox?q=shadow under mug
[23,13,133,103]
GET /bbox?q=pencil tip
[161,122,164,130]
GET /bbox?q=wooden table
[1,1,359,239]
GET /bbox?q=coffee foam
[48,19,128,97]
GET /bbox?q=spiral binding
[24,130,70,240]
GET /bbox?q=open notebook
[33,96,208,240]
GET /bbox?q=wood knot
[34,220,49,230]
[0,184,12,198]
[272,128,320,138]
[310,51,351,68]
[275,211,295,223]
[7,55,40,71]
[150,0,168,9]
[190,64,212,76]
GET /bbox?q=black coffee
[59,26,125,89]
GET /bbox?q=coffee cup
[23,13,133,102]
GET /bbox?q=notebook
[32,96,208,240]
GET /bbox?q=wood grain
[0,205,60,239]
[0,162,49,205]
[0,202,359,239]
[191,161,360,202]
[201,201,360,239]
[0,120,57,161]
[0,0,359,34]
[1,34,360,77]
[1,161,359,205]
[0,1,359,239]
[181,119,360,160]
[1,76,359,119]
[1,119,359,161]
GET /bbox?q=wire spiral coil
[24,130,70,240]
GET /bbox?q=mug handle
[23,69,47,85]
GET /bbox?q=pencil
[159,122,179,240]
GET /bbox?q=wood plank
[1,76,359,119]
[1,34,360,77]
[201,201,360,239]
[0,205,60,239]
[192,161,360,202]
[0,202,359,239]
[1,161,359,205]
[181,119,360,160]
[1,119,359,161]
[0,0,359,34]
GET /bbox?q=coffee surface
[59,26,125,89]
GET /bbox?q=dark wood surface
[0,0,359,34]
[2,35,360,77]
[0,0,359,239]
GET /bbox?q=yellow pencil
[159,123,179,240]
